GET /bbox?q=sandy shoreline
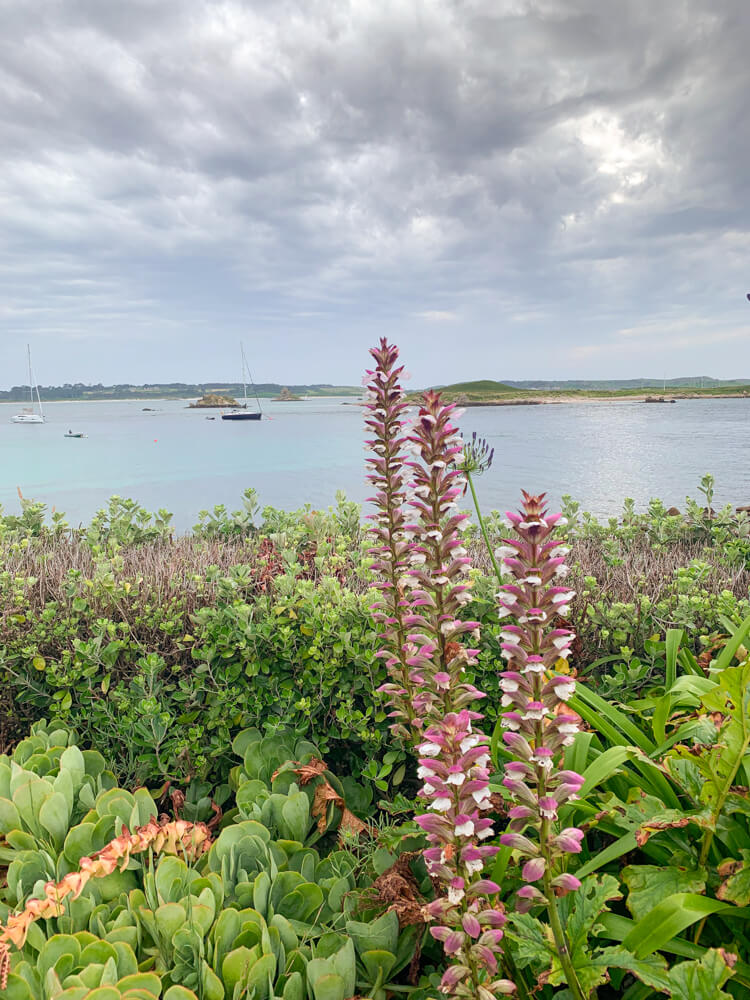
[462,392,750,407]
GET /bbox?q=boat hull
[221,412,262,421]
[12,413,44,424]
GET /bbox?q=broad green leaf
[39,791,72,847]
[622,893,747,958]
[621,864,707,921]
[717,851,750,906]
[667,948,736,999]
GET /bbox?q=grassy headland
[413,377,750,405]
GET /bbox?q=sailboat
[12,345,45,424]
[221,344,262,421]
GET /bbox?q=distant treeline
[0,382,361,402]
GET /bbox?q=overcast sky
[0,0,748,388]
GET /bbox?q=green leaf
[13,777,52,837]
[39,791,72,847]
[622,893,746,958]
[665,628,684,689]
[0,796,21,834]
[711,612,750,673]
[566,874,623,957]
[621,865,707,921]
[717,851,750,906]
[667,949,736,999]
[594,947,670,992]
[281,792,310,843]
[345,910,398,955]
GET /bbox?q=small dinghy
[64,431,86,438]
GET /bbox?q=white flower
[454,818,475,837]
[477,826,494,840]
[410,553,427,565]
[555,565,570,578]
[460,735,480,752]
[555,680,576,701]
[431,797,452,812]
[472,788,492,805]
[473,754,490,769]
[557,721,579,736]
[523,705,549,721]
[494,546,515,560]
[523,660,546,674]
[522,576,542,585]
[447,772,466,786]
[448,885,465,904]
[419,741,442,757]
[551,591,574,604]
[465,858,484,875]
[557,605,570,616]
[552,636,571,650]
[417,765,437,779]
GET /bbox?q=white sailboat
[12,345,45,424]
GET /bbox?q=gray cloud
[0,0,748,386]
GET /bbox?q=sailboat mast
[241,343,262,413]
[239,343,248,406]
[28,345,44,418]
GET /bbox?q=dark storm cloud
[0,0,748,385]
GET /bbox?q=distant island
[189,393,239,408]
[409,378,750,406]
[273,387,302,401]
[0,381,360,402]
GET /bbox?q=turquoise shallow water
[0,396,748,530]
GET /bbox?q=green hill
[432,379,517,394]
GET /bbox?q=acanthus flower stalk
[495,492,586,1000]
[364,338,421,739]
[366,356,515,999]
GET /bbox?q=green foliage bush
[3,483,750,787]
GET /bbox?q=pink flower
[555,828,585,854]
[521,857,546,882]
[552,873,582,895]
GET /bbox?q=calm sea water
[0,397,748,531]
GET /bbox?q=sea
[0,396,748,532]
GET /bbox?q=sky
[0,0,748,388]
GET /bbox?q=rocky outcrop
[273,387,301,401]
[189,393,239,408]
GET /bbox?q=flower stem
[541,831,588,1000]
[466,470,503,583]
